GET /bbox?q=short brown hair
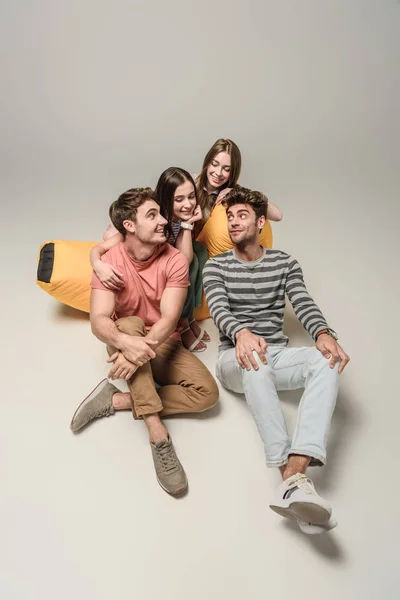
[223,187,268,221]
[109,187,156,237]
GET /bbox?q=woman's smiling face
[206,151,231,191]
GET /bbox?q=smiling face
[206,151,231,191]
[173,180,197,222]
[227,203,265,246]
[124,199,167,245]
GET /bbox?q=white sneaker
[297,516,338,535]
[269,473,332,525]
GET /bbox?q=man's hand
[107,352,138,380]
[316,334,350,374]
[94,261,124,291]
[119,335,158,366]
[235,328,268,371]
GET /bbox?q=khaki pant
[107,317,219,419]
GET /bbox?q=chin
[155,234,167,243]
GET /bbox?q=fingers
[109,277,123,288]
[329,351,340,369]
[257,348,268,365]
[257,339,268,364]
[124,366,137,380]
[102,280,120,291]
[247,350,259,371]
[241,353,252,371]
[111,267,124,283]
[108,365,117,379]
[236,347,245,369]
[107,352,119,363]
[237,347,258,371]
[337,347,350,374]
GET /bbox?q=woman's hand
[187,205,203,224]
[93,261,124,290]
[215,188,232,206]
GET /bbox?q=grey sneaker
[70,379,118,432]
[150,437,188,495]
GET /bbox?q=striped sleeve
[286,257,332,340]
[203,259,246,343]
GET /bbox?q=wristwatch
[315,328,338,341]
[180,221,194,231]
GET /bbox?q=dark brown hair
[109,187,156,237]
[223,187,268,221]
[155,167,197,241]
[196,138,242,219]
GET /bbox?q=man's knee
[196,373,219,412]
[116,316,146,336]
[309,348,340,381]
[243,353,275,380]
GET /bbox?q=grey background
[1,1,399,599]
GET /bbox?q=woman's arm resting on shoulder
[90,233,124,290]
[267,201,283,222]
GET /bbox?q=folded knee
[197,376,219,411]
[116,316,146,336]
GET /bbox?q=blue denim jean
[216,346,340,467]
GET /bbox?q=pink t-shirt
[91,242,189,340]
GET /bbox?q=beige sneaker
[150,437,188,495]
[70,379,119,432]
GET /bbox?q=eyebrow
[145,208,158,216]
[227,209,249,216]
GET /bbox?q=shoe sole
[269,502,331,525]
[70,378,109,432]
[156,474,188,496]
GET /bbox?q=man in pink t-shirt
[70,187,218,496]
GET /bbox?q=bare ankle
[112,392,131,410]
[282,454,311,481]
[144,413,168,443]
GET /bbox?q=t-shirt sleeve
[166,252,190,288]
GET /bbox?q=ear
[257,215,266,230]
[122,219,135,235]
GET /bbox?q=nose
[159,215,168,225]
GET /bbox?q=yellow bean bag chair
[37,205,273,319]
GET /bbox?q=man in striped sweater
[203,187,350,535]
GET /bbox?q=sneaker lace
[292,474,315,495]
[157,443,179,474]
[95,407,112,419]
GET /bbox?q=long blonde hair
[196,138,242,220]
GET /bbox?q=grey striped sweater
[203,248,333,352]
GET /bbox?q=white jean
[216,346,340,467]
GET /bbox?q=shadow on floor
[53,303,89,322]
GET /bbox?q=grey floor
[2,2,400,599]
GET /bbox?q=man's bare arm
[145,287,187,349]
[90,288,157,364]
[90,288,124,347]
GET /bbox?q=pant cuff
[266,457,289,468]
[133,403,163,420]
[289,449,326,467]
